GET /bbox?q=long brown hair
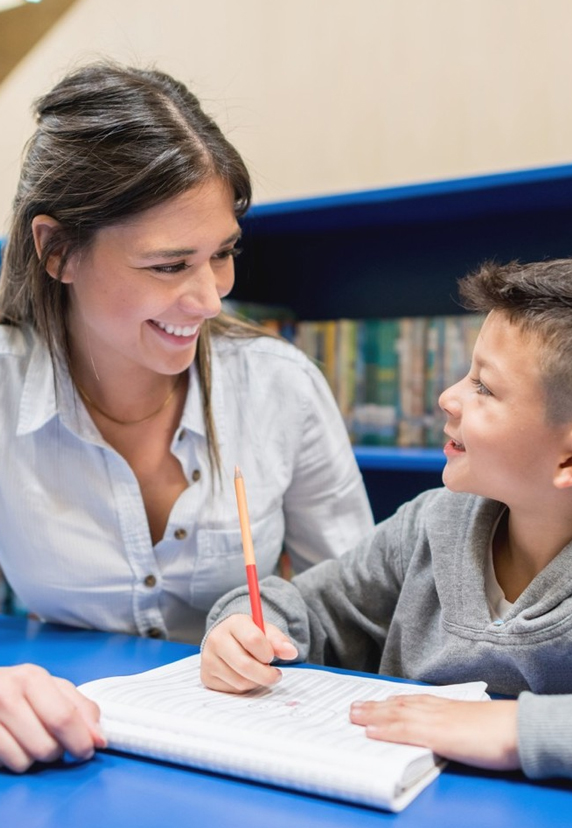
[0,60,265,477]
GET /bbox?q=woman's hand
[0,664,106,773]
[201,614,298,693]
[350,695,520,771]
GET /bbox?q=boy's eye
[470,377,492,396]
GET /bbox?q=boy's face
[439,310,572,508]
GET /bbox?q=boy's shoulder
[390,487,500,534]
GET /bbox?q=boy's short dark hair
[459,259,572,425]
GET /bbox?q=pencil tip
[234,465,241,478]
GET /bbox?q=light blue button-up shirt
[0,324,373,643]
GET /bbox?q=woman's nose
[179,266,230,319]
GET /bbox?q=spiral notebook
[79,654,488,812]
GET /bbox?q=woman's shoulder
[0,322,35,359]
[213,333,320,378]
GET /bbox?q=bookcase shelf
[353,446,445,472]
[235,163,572,519]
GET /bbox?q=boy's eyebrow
[472,354,500,376]
[138,230,242,260]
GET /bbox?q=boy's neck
[492,507,572,602]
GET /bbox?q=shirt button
[146,627,164,639]
[191,468,201,482]
[144,574,156,588]
[178,428,186,441]
[174,528,187,540]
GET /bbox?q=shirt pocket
[190,508,285,612]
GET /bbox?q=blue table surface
[1,614,571,828]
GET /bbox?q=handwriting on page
[90,657,487,756]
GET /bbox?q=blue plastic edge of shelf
[248,162,572,218]
[353,445,446,472]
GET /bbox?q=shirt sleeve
[518,691,572,779]
[281,356,374,572]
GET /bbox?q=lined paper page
[80,655,487,811]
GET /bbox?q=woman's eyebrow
[138,231,242,261]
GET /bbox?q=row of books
[224,301,483,447]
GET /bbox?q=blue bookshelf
[235,164,572,519]
[353,446,445,472]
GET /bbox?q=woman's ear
[31,215,74,283]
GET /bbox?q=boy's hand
[349,695,520,771]
[0,664,106,773]
[201,614,298,693]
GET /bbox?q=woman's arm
[281,357,374,571]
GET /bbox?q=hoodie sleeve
[518,691,572,779]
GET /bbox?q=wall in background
[1,0,572,229]
[0,0,78,84]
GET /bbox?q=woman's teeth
[154,321,199,337]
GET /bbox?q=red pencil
[234,466,265,632]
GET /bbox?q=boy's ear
[554,460,572,489]
[31,215,74,284]
[554,438,572,489]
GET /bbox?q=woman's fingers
[0,665,102,772]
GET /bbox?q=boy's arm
[349,691,572,779]
[349,695,520,770]
[204,514,407,675]
[518,691,572,779]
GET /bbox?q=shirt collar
[16,333,59,436]
[16,328,226,445]
[16,334,112,443]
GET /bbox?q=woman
[0,61,373,771]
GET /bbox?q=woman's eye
[470,377,492,396]
[214,246,242,261]
[151,262,191,274]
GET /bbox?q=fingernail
[93,724,107,747]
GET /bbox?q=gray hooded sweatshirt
[205,487,572,781]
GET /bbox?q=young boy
[201,259,572,780]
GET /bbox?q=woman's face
[61,177,241,380]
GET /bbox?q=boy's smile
[439,310,572,511]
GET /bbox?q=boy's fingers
[201,616,298,693]
[266,633,298,661]
[349,695,520,771]
[202,649,282,693]
[201,617,288,692]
